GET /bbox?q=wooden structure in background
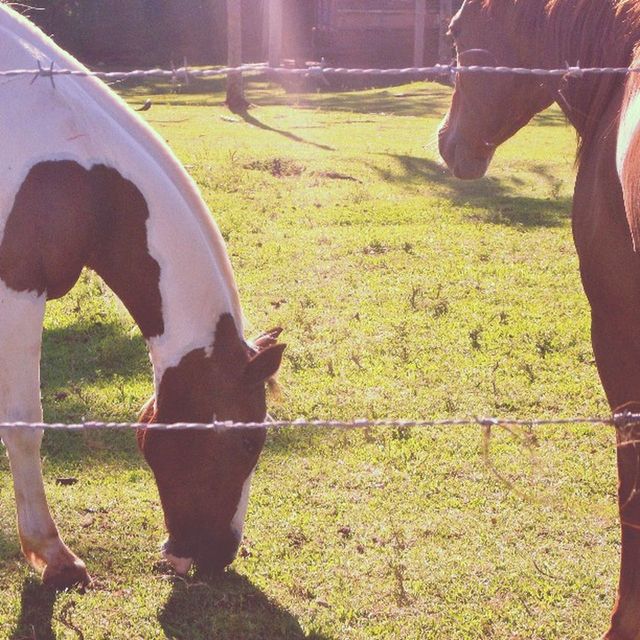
[262,0,461,68]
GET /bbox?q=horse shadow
[9,578,57,640]
[41,318,149,392]
[368,152,573,228]
[9,571,331,640]
[159,570,332,640]
[38,316,150,467]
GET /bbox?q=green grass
[0,78,618,639]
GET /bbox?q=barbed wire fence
[1,413,640,435]
[4,60,640,86]
[2,59,640,437]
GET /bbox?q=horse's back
[0,5,227,256]
[0,5,242,326]
[0,6,193,213]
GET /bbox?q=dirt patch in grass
[243,159,361,183]
[244,158,305,177]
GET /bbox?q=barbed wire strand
[0,414,638,432]
[4,61,640,83]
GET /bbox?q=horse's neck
[141,193,244,390]
[520,0,640,140]
[84,162,245,389]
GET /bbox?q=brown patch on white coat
[0,160,164,589]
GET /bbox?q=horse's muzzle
[438,119,494,180]
[162,530,241,576]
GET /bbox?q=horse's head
[438,0,554,179]
[137,315,285,576]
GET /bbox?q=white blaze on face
[160,467,255,575]
[231,468,256,542]
[617,89,640,177]
[162,545,193,576]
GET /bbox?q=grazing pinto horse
[0,5,284,588]
[439,0,640,637]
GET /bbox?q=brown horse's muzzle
[438,119,495,180]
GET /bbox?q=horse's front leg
[0,289,89,588]
[2,427,89,588]
[573,154,640,639]
[605,421,640,640]
[591,310,640,640]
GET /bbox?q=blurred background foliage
[23,0,265,67]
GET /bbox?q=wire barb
[564,60,585,79]
[614,412,640,428]
[30,59,55,88]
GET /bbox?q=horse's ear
[136,395,156,451]
[243,343,286,386]
[253,327,284,350]
[138,395,156,423]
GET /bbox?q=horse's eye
[448,22,461,40]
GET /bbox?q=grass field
[0,76,619,639]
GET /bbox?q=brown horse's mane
[483,0,640,155]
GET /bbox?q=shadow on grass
[41,320,149,390]
[533,109,571,128]
[253,86,452,119]
[120,76,453,119]
[237,109,336,152]
[8,571,331,640]
[369,153,572,228]
[0,528,21,575]
[120,77,568,138]
[39,319,149,466]
[159,570,332,640]
[10,579,56,640]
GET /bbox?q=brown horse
[439,0,640,637]
[0,5,284,587]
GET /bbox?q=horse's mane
[484,0,640,155]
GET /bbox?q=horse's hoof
[42,558,91,590]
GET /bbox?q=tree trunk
[268,0,283,68]
[225,0,249,113]
[414,0,426,67]
[438,0,454,63]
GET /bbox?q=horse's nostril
[193,557,228,578]
[193,552,234,577]
[192,535,240,575]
